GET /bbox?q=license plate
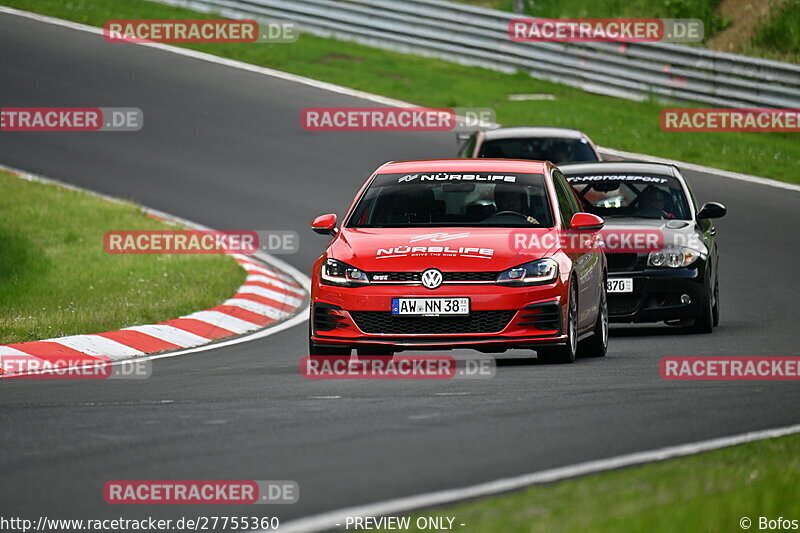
[391,297,470,316]
[607,278,633,293]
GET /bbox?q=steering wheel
[491,210,528,219]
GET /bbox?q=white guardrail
[158,0,800,108]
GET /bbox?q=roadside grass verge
[382,432,800,533]
[0,170,245,344]
[1,0,798,183]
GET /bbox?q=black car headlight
[647,246,706,268]
[496,258,559,286]
[320,259,370,287]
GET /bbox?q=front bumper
[608,266,706,323]
[310,282,567,351]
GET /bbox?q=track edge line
[269,422,800,533]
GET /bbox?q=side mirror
[569,212,604,230]
[311,213,337,236]
[697,202,726,219]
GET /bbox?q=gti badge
[421,268,443,289]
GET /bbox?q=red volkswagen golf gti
[309,159,608,363]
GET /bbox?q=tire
[712,278,720,327]
[538,282,578,364]
[577,280,608,358]
[689,282,714,334]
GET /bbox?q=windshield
[347,172,554,228]
[478,137,598,164]
[566,173,692,220]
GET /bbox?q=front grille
[606,253,639,272]
[370,272,420,282]
[350,310,516,334]
[368,271,499,283]
[608,295,641,315]
[445,271,499,282]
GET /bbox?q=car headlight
[648,246,705,268]
[320,258,370,286]
[496,258,559,286]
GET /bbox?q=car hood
[601,217,692,230]
[329,228,560,271]
[601,217,704,250]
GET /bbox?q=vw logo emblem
[421,268,443,289]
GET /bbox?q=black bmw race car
[560,162,726,333]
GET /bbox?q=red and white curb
[0,166,310,377]
[0,254,306,376]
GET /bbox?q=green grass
[2,0,799,183]
[382,433,800,533]
[750,0,800,63]
[0,171,246,344]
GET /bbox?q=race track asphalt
[1,12,799,525]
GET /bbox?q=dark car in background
[458,127,601,165]
[560,162,726,333]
